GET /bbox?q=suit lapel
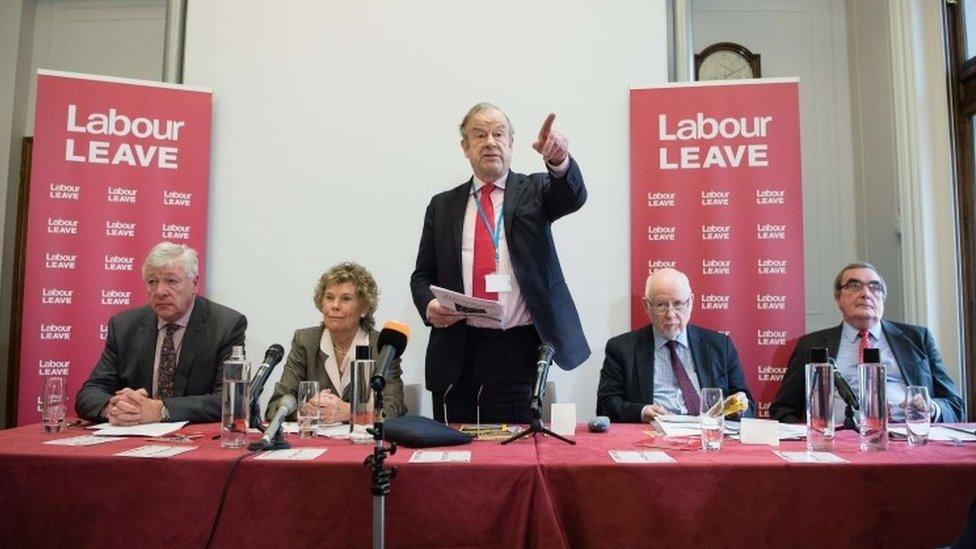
[175,296,207,396]
[502,171,525,242]
[635,325,655,403]
[882,320,918,385]
[687,326,710,388]
[825,325,843,361]
[135,309,157,393]
[450,181,470,283]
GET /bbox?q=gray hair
[142,241,199,281]
[645,268,692,297]
[459,102,514,140]
[833,262,886,298]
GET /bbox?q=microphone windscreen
[264,343,285,365]
[588,416,610,433]
[378,320,410,357]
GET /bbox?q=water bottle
[349,344,375,433]
[858,347,887,451]
[221,345,251,448]
[805,347,835,451]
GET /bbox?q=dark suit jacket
[265,325,407,421]
[410,158,590,391]
[770,320,964,423]
[75,295,247,423]
[596,324,756,423]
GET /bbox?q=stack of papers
[654,415,808,440]
[90,421,188,437]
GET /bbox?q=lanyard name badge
[474,184,512,293]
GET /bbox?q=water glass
[805,363,835,451]
[858,363,888,451]
[904,385,932,447]
[700,387,724,451]
[297,381,321,439]
[42,377,66,433]
[220,354,250,449]
[349,357,374,432]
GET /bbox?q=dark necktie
[666,339,700,415]
[858,329,871,363]
[473,182,497,300]
[157,323,179,398]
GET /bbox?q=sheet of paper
[114,444,197,458]
[740,418,780,446]
[281,421,345,436]
[409,450,471,463]
[44,435,126,446]
[774,451,847,463]
[430,285,504,328]
[889,425,976,442]
[93,421,188,437]
[550,403,577,436]
[86,422,110,429]
[253,448,327,461]
[609,450,675,463]
[778,423,808,440]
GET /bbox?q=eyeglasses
[645,297,692,314]
[840,279,885,295]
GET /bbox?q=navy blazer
[75,295,247,423]
[410,159,590,391]
[770,320,964,423]
[597,324,756,423]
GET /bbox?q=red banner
[17,70,212,424]
[630,80,804,417]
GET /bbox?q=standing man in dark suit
[410,102,589,424]
[597,268,755,423]
[75,242,247,424]
[771,262,963,424]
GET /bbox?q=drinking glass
[297,381,320,439]
[42,377,66,433]
[700,387,724,451]
[904,385,932,447]
[805,363,835,451]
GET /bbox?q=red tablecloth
[537,425,976,548]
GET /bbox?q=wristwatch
[160,403,171,422]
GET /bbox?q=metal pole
[671,0,695,82]
[162,0,186,83]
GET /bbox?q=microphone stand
[501,394,575,446]
[364,375,396,549]
[843,403,858,431]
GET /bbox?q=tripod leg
[538,427,576,445]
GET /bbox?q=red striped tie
[858,329,871,363]
[473,183,497,300]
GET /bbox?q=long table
[1,422,974,548]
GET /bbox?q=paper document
[44,435,126,446]
[609,450,675,463]
[114,444,197,458]
[93,421,188,437]
[409,450,471,463]
[889,425,976,442]
[775,451,847,464]
[430,286,503,328]
[253,448,327,461]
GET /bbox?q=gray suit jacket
[75,295,248,423]
[265,325,407,421]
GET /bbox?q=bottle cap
[862,347,881,364]
[810,347,829,363]
[355,345,372,360]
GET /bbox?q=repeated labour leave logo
[757,402,772,418]
[756,189,785,205]
[648,226,676,241]
[756,294,787,310]
[163,190,192,207]
[99,324,108,341]
[38,359,70,376]
[757,329,787,346]
[700,294,730,310]
[100,289,131,306]
[105,220,136,237]
[49,183,80,200]
[40,323,71,340]
[648,259,677,272]
[701,225,730,240]
[41,288,73,305]
[757,259,787,275]
[104,254,134,271]
[162,223,190,240]
[701,190,730,206]
[757,364,787,382]
[648,192,675,207]
[107,186,137,203]
[757,223,786,239]
[45,252,76,269]
[701,259,730,275]
[47,218,78,235]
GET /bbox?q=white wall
[183,0,669,418]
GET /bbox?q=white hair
[142,241,199,281]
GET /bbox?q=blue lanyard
[473,184,504,266]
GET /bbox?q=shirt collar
[652,327,689,351]
[471,174,507,194]
[841,320,882,343]
[157,298,195,330]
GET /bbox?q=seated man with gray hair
[76,241,247,424]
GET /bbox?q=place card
[550,403,577,436]
[44,435,126,446]
[774,451,847,463]
[114,444,197,459]
[253,448,326,461]
[409,450,471,463]
[609,450,675,463]
[740,418,780,446]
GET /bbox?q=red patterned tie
[858,329,871,363]
[157,323,179,398]
[666,340,701,415]
[473,183,497,300]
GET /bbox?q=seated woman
[266,262,406,422]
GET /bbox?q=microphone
[531,343,556,415]
[252,394,296,450]
[371,320,410,392]
[833,371,859,411]
[248,344,285,429]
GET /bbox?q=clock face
[698,50,754,80]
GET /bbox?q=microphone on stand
[530,343,556,417]
[249,394,296,451]
[371,321,410,392]
[248,344,285,429]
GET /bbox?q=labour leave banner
[17,70,212,424]
[630,79,804,417]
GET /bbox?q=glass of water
[297,381,321,439]
[700,387,724,451]
[42,377,66,433]
[904,385,932,447]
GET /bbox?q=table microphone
[252,394,296,450]
[371,320,410,392]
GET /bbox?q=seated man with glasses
[771,262,963,424]
[597,268,755,422]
